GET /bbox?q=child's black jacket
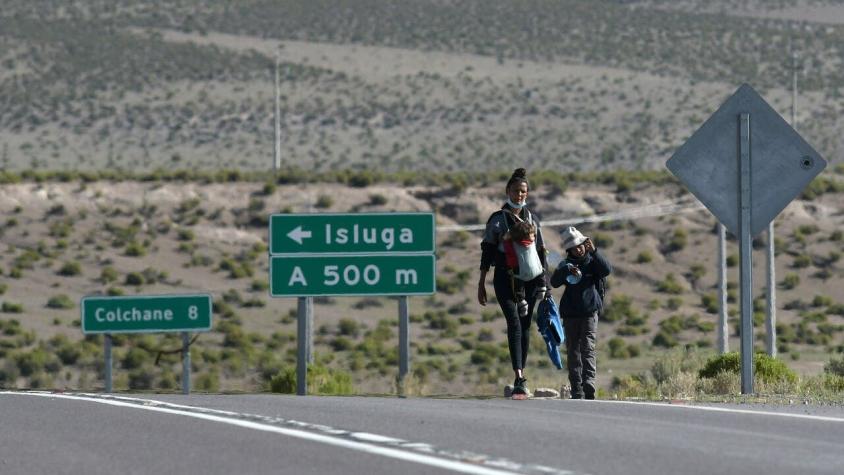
[550,250,612,318]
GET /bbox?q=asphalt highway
[2,392,842,475]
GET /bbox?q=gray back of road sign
[666,84,826,236]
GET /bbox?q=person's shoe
[584,383,595,400]
[513,377,528,395]
[584,393,595,400]
[570,393,583,399]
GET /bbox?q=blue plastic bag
[536,295,565,369]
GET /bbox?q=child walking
[550,226,612,400]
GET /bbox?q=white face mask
[507,198,526,209]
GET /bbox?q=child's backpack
[512,241,544,281]
[595,276,608,300]
[503,210,544,282]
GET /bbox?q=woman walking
[478,168,550,396]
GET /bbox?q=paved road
[2,392,842,475]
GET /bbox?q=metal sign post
[399,296,410,384]
[738,113,754,394]
[104,334,113,393]
[182,332,191,395]
[667,84,826,394]
[297,297,308,395]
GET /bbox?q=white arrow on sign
[287,226,312,245]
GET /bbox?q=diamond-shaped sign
[667,84,826,236]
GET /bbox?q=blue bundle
[536,295,565,369]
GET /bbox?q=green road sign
[269,213,435,255]
[270,255,435,296]
[81,294,213,334]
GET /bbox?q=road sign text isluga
[269,213,436,297]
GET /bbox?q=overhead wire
[436,198,706,232]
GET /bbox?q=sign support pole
[182,332,191,395]
[306,297,314,363]
[739,113,754,394]
[398,296,410,387]
[717,224,729,354]
[104,334,113,393]
[297,297,309,395]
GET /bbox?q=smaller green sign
[271,255,435,296]
[81,294,212,334]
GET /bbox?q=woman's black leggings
[493,267,540,371]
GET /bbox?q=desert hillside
[1,0,843,173]
[0,170,842,395]
[1,0,844,396]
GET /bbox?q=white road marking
[3,392,578,475]
[591,399,844,423]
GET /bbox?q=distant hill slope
[1,0,842,172]
[0,175,842,394]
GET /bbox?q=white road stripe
[591,399,844,423]
[3,392,577,475]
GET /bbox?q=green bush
[652,330,677,348]
[665,228,687,252]
[14,348,58,377]
[825,356,844,377]
[268,363,354,395]
[698,352,797,383]
[2,302,24,313]
[177,229,195,241]
[608,337,629,359]
[592,232,613,249]
[368,194,388,206]
[124,241,147,257]
[46,294,74,309]
[656,273,684,295]
[250,279,269,292]
[315,194,334,208]
[635,251,653,264]
[100,266,119,283]
[701,293,718,314]
[57,261,82,276]
[128,368,155,390]
[195,370,220,392]
[792,254,811,269]
[122,348,150,370]
[602,293,637,323]
[125,272,144,286]
[337,318,361,337]
[330,336,354,351]
[781,273,800,290]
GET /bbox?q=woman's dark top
[550,250,611,318]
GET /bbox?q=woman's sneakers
[512,376,528,395]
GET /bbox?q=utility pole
[765,48,800,358]
[274,54,281,172]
